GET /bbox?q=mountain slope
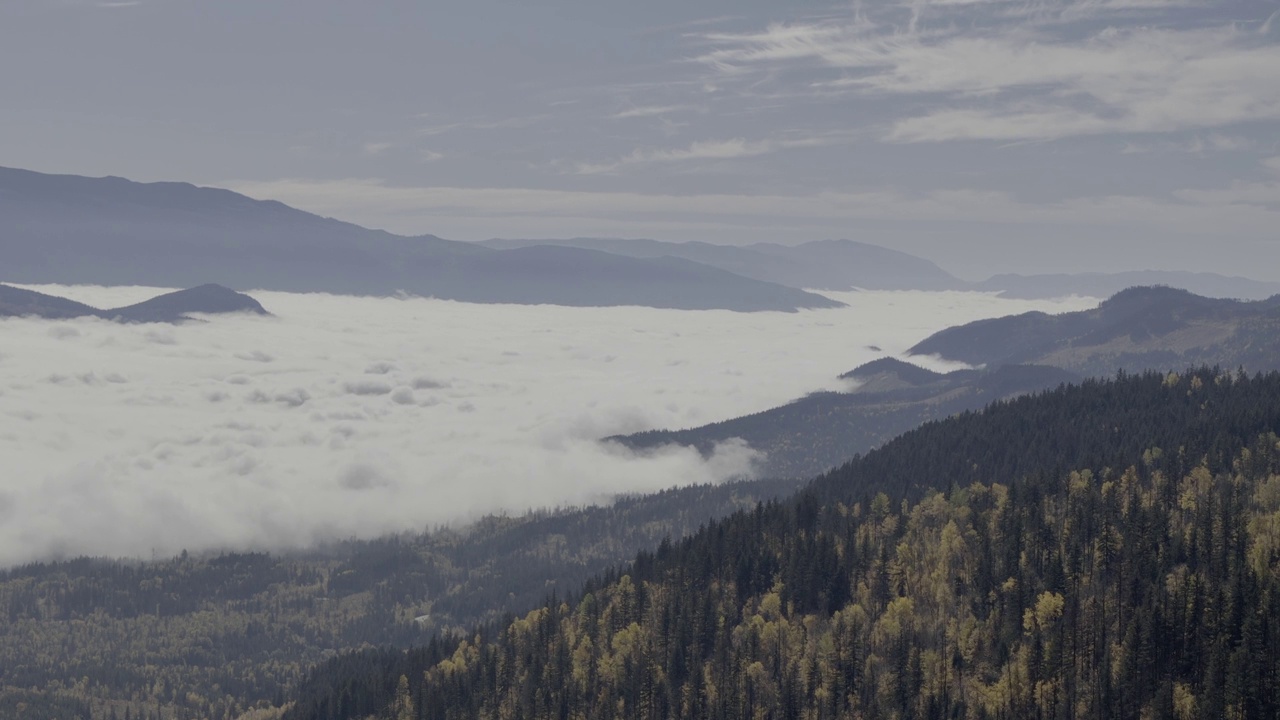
[420,245,841,310]
[289,368,1280,720]
[483,238,1280,299]
[481,237,965,291]
[910,285,1280,375]
[749,238,964,290]
[0,283,267,322]
[0,284,103,320]
[0,166,839,312]
[615,360,1079,478]
[619,287,1280,481]
[105,284,271,322]
[0,477,803,720]
[977,270,1280,301]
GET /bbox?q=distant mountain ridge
[976,271,1280,301]
[616,286,1280,478]
[7,166,1276,309]
[909,285,1280,375]
[0,283,269,323]
[615,359,1080,478]
[412,245,842,311]
[481,236,965,291]
[0,166,839,312]
[481,239,1280,300]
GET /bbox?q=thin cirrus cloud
[1171,155,1280,206]
[221,174,1280,280]
[573,136,831,175]
[227,177,1280,237]
[7,0,1277,278]
[0,284,1096,566]
[692,3,1280,143]
[610,105,689,120]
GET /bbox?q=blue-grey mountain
[976,272,1280,301]
[910,286,1280,375]
[481,237,965,291]
[0,283,268,323]
[0,167,839,312]
[615,359,1079,478]
[620,287,1280,479]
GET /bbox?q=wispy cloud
[226,176,1280,238]
[611,105,687,120]
[1121,133,1257,155]
[416,114,551,136]
[691,3,1280,143]
[574,135,834,174]
[1174,156,1280,207]
[1174,182,1280,208]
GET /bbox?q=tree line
[288,368,1280,720]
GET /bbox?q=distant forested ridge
[291,368,1280,720]
[910,286,1280,376]
[616,361,1080,479]
[0,479,799,720]
[619,287,1280,481]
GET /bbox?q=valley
[4,0,1279,713]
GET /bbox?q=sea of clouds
[0,285,1096,566]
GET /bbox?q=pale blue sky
[2,0,1279,279]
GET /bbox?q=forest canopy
[289,368,1280,720]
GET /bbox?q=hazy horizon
[2,1,1278,281]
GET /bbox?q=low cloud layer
[0,286,1094,566]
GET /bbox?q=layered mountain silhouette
[0,283,269,323]
[615,358,1079,478]
[976,271,1280,301]
[909,285,1280,375]
[482,236,965,291]
[8,166,1277,309]
[482,239,1280,300]
[618,287,1280,477]
[0,167,839,312]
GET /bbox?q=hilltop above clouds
[0,283,268,323]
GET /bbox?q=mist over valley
[4,0,1280,716]
[0,284,1093,567]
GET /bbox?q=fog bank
[0,286,1095,566]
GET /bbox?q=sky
[1,0,1279,279]
[0,286,1093,566]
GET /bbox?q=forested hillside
[616,362,1080,479]
[0,479,799,720]
[292,369,1280,720]
[619,286,1280,482]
